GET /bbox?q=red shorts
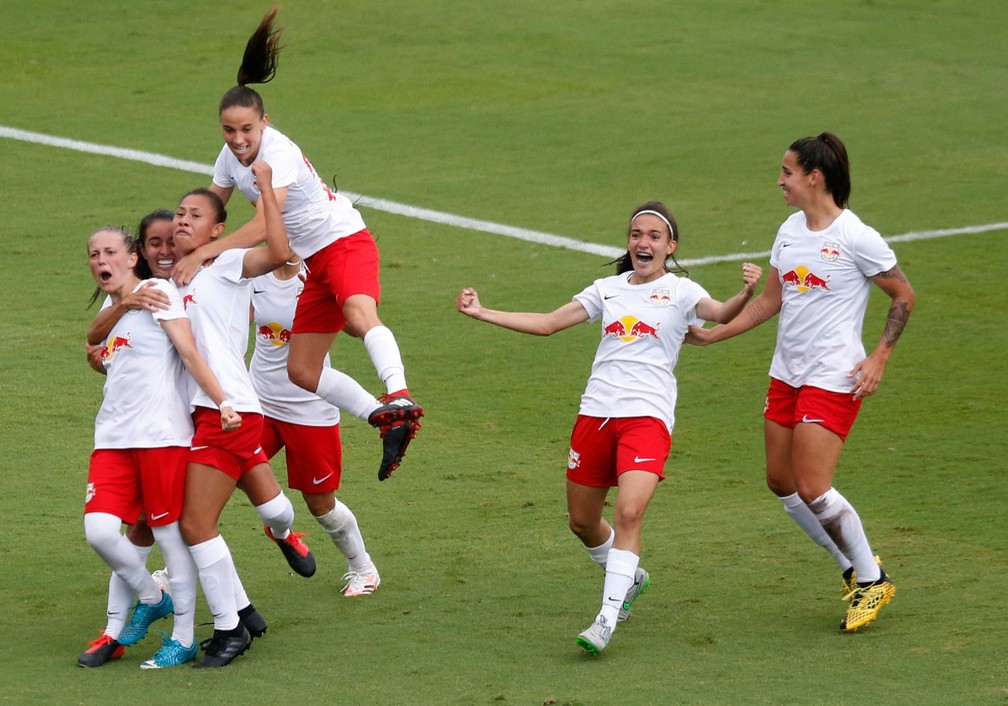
[85,447,188,526]
[566,415,671,488]
[261,416,343,493]
[293,229,381,335]
[189,407,269,480]
[763,378,862,441]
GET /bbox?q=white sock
[363,326,407,394]
[84,513,161,603]
[585,527,615,569]
[256,492,295,541]
[808,488,881,583]
[152,523,196,648]
[105,573,135,639]
[780,492,852,571]
[314,499,372,572]
[598,548,638,626]
[315,367,381,421]
[231,561,251,612]
[188,536,240,631]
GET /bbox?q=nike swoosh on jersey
[190,445,208,451]
[312,474,333,485]
[633,456,656,463]
[801,415,825,424]
[604,294,620,300]
[149,511,170,521]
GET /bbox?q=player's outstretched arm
[456,287,589,336]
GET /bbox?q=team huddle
[79,8,915,669]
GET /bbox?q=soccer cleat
[367,391,424,430]
[77,633,125,668]
[140,632,198,669]
[577,616,614,654]
[117,590,174,646]
[264,526,317,577]
[192,626,251,669]
[377,419,420,481]
[617,567,651,623]
[842,555,883,598]
[238,603,268,639]
[151,568,171,596]
[341,567,381,597]
[842,572,896,632]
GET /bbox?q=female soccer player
[172,7,421,481]
[81,226,240,669]
[688,132,915,632]
[171,164,315,668]
[456,202,762,654]
[251,259,381,596]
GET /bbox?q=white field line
[4,125,1006,265]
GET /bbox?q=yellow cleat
[842,555,883,599]
[842,573,896,632]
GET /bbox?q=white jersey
[176,249,262,414]
[94,280,193,449]
[250,269,339,426]
[212,126,367,259]
[769,208,898,392]
[574,271,709,433]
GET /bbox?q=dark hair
[219,6,284,117]
[87,226,137,308]
[179,188,228,225]
[134,209,174,279]
[609,201,687,276]
[788,132,851,209]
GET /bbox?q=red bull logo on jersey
[258,322,291,346]
[648,288,672,306]
[780,265,831,293]
[182,292,197,310]
[820,242,841,262]
[101,333,133,362]
[602,316,661,342]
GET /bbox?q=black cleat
[238,603,268,639]
[264,526,316,577]
[77,633,125,668]
[378,419,420,481]
[192,626,251,669]
[368,393,424,429]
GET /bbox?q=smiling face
[140,218,175,278]
[220,105,267,167]
[778,149,815,210]
[172,192,226,256]
[88,229,138,294]
[627,213,676,283]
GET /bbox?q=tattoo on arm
[884,301,910,347]
[876,266,908,283]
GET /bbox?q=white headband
[630,209,674,236]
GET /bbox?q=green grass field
[2,1,1007,704]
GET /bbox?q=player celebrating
[252,259,381,596]
[456,202,762,654]
[172,165,315,668]
[81,226,240,669]
[172,7,422,481]
[688,132,915,631]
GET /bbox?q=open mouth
[99,270,113,282]
[636,253,654,264]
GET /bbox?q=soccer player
[456,202,762,653]
[171,165,315,668]
[81,226,240,669]
[687,132,915,631]
[172,7,422,481]
[251,258,381,596]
